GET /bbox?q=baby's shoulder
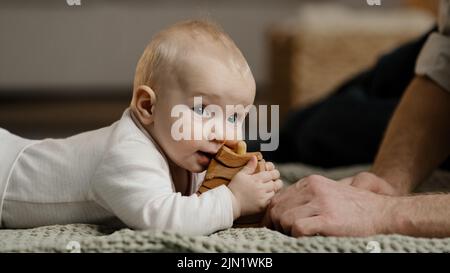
[99,109,169,170]
[93,133,170,184]
[109,132,163,162]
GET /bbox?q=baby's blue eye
[192,105,204,115]
[192,105,212,118]
[227,113,238,123]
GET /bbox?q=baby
[0,20,282,235]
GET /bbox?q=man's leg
[269,88,399,167]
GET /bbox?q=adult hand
[263,175,395,237]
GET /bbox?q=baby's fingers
[264,191,276,205]
[265,162,275,171]
[261,179,283,193]
[274,179,284,192]
[253,169,280,182]
[239,156,258,175]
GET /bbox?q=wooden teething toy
[197,141,266,227]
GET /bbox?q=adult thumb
[240,156,257,175]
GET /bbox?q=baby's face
[149,53,256,173]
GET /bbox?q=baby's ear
[131,85,157,125]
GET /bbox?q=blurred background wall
[0,0,438,138]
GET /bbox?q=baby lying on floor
[0,20,282,235]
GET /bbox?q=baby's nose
[206,131,225,143]
[206,124,240,143]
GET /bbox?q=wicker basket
[267,4,435,120]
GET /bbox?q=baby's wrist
[228,188,242,220]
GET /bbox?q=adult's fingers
[295,178,308,190]
[269,183,312,212]
[279,204,317,235]
[269,190,313,232]
[350,178,377,192]
[338,176,354,186]
[291,216,325,237]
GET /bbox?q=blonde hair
[133,19,250,93]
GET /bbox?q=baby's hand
[228,156,283,219]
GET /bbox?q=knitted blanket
[1,164,449,253]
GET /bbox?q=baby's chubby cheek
[180,139,217,172]
[166,137,207,172]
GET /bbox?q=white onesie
[0,108,234,235]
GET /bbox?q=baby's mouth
[196,151,215,166]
